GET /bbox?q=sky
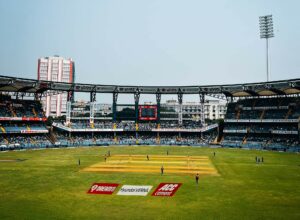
[0,0,299,103]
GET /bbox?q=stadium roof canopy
[0,75,300,97]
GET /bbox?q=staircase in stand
[32,108,37,117]
[0,126,6,133]
[260,110,265,120]
[285,108,292,119]
[9,105,16,117]
[242,134,248,145]
[236,109,241,120]
[47,130,57,145]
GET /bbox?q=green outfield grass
[0,146,300,220]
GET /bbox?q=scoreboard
[138,105,157,121]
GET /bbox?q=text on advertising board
[117,185,153,196]
[87,183,119,195]
[152,183,182,196]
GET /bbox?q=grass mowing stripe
[0,146,299,220]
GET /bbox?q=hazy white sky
[0,0,299,103]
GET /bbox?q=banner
[152,128,202,132]
[116,185,152,196]
[224,119,298,123]
[271,130,298,135]
[152,124,218,132]
[223,129,247,133]
[52,123,123,132]
[20,130,48,134]
[0,117,46,122]
[87,183,119,195]
[0,117,20,121]
[152,183,182,197]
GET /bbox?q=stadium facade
[0,75,299,152]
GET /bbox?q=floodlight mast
[259,15,274,82]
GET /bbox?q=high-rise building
[37,56,75,117]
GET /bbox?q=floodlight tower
[259,15,274,82]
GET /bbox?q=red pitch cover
[87,183,119,195]
[152,183,182,197]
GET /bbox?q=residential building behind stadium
[37,56,75,117]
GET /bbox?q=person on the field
[167,150,169,156]
[255,156,258,163]
[213,152,216,157]
[262,157,264,163]
[108,150,111,157]
[104,155,107,163]
[161,165,164,175]
[78,158,80,166]
[195,173,199,184]
[147,155,149,161]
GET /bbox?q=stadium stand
[222,97,300,152]
[0,95,51,150]
[138,123,157,131]
[52,130,213,146]
[1,75,299,152]
[62,120,203,130]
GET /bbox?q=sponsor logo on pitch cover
[117,185,152,196]
[87,183,119,195]
[152,183,182,196]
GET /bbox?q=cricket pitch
[82,154,218,176]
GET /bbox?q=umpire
[195,173,199,184]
